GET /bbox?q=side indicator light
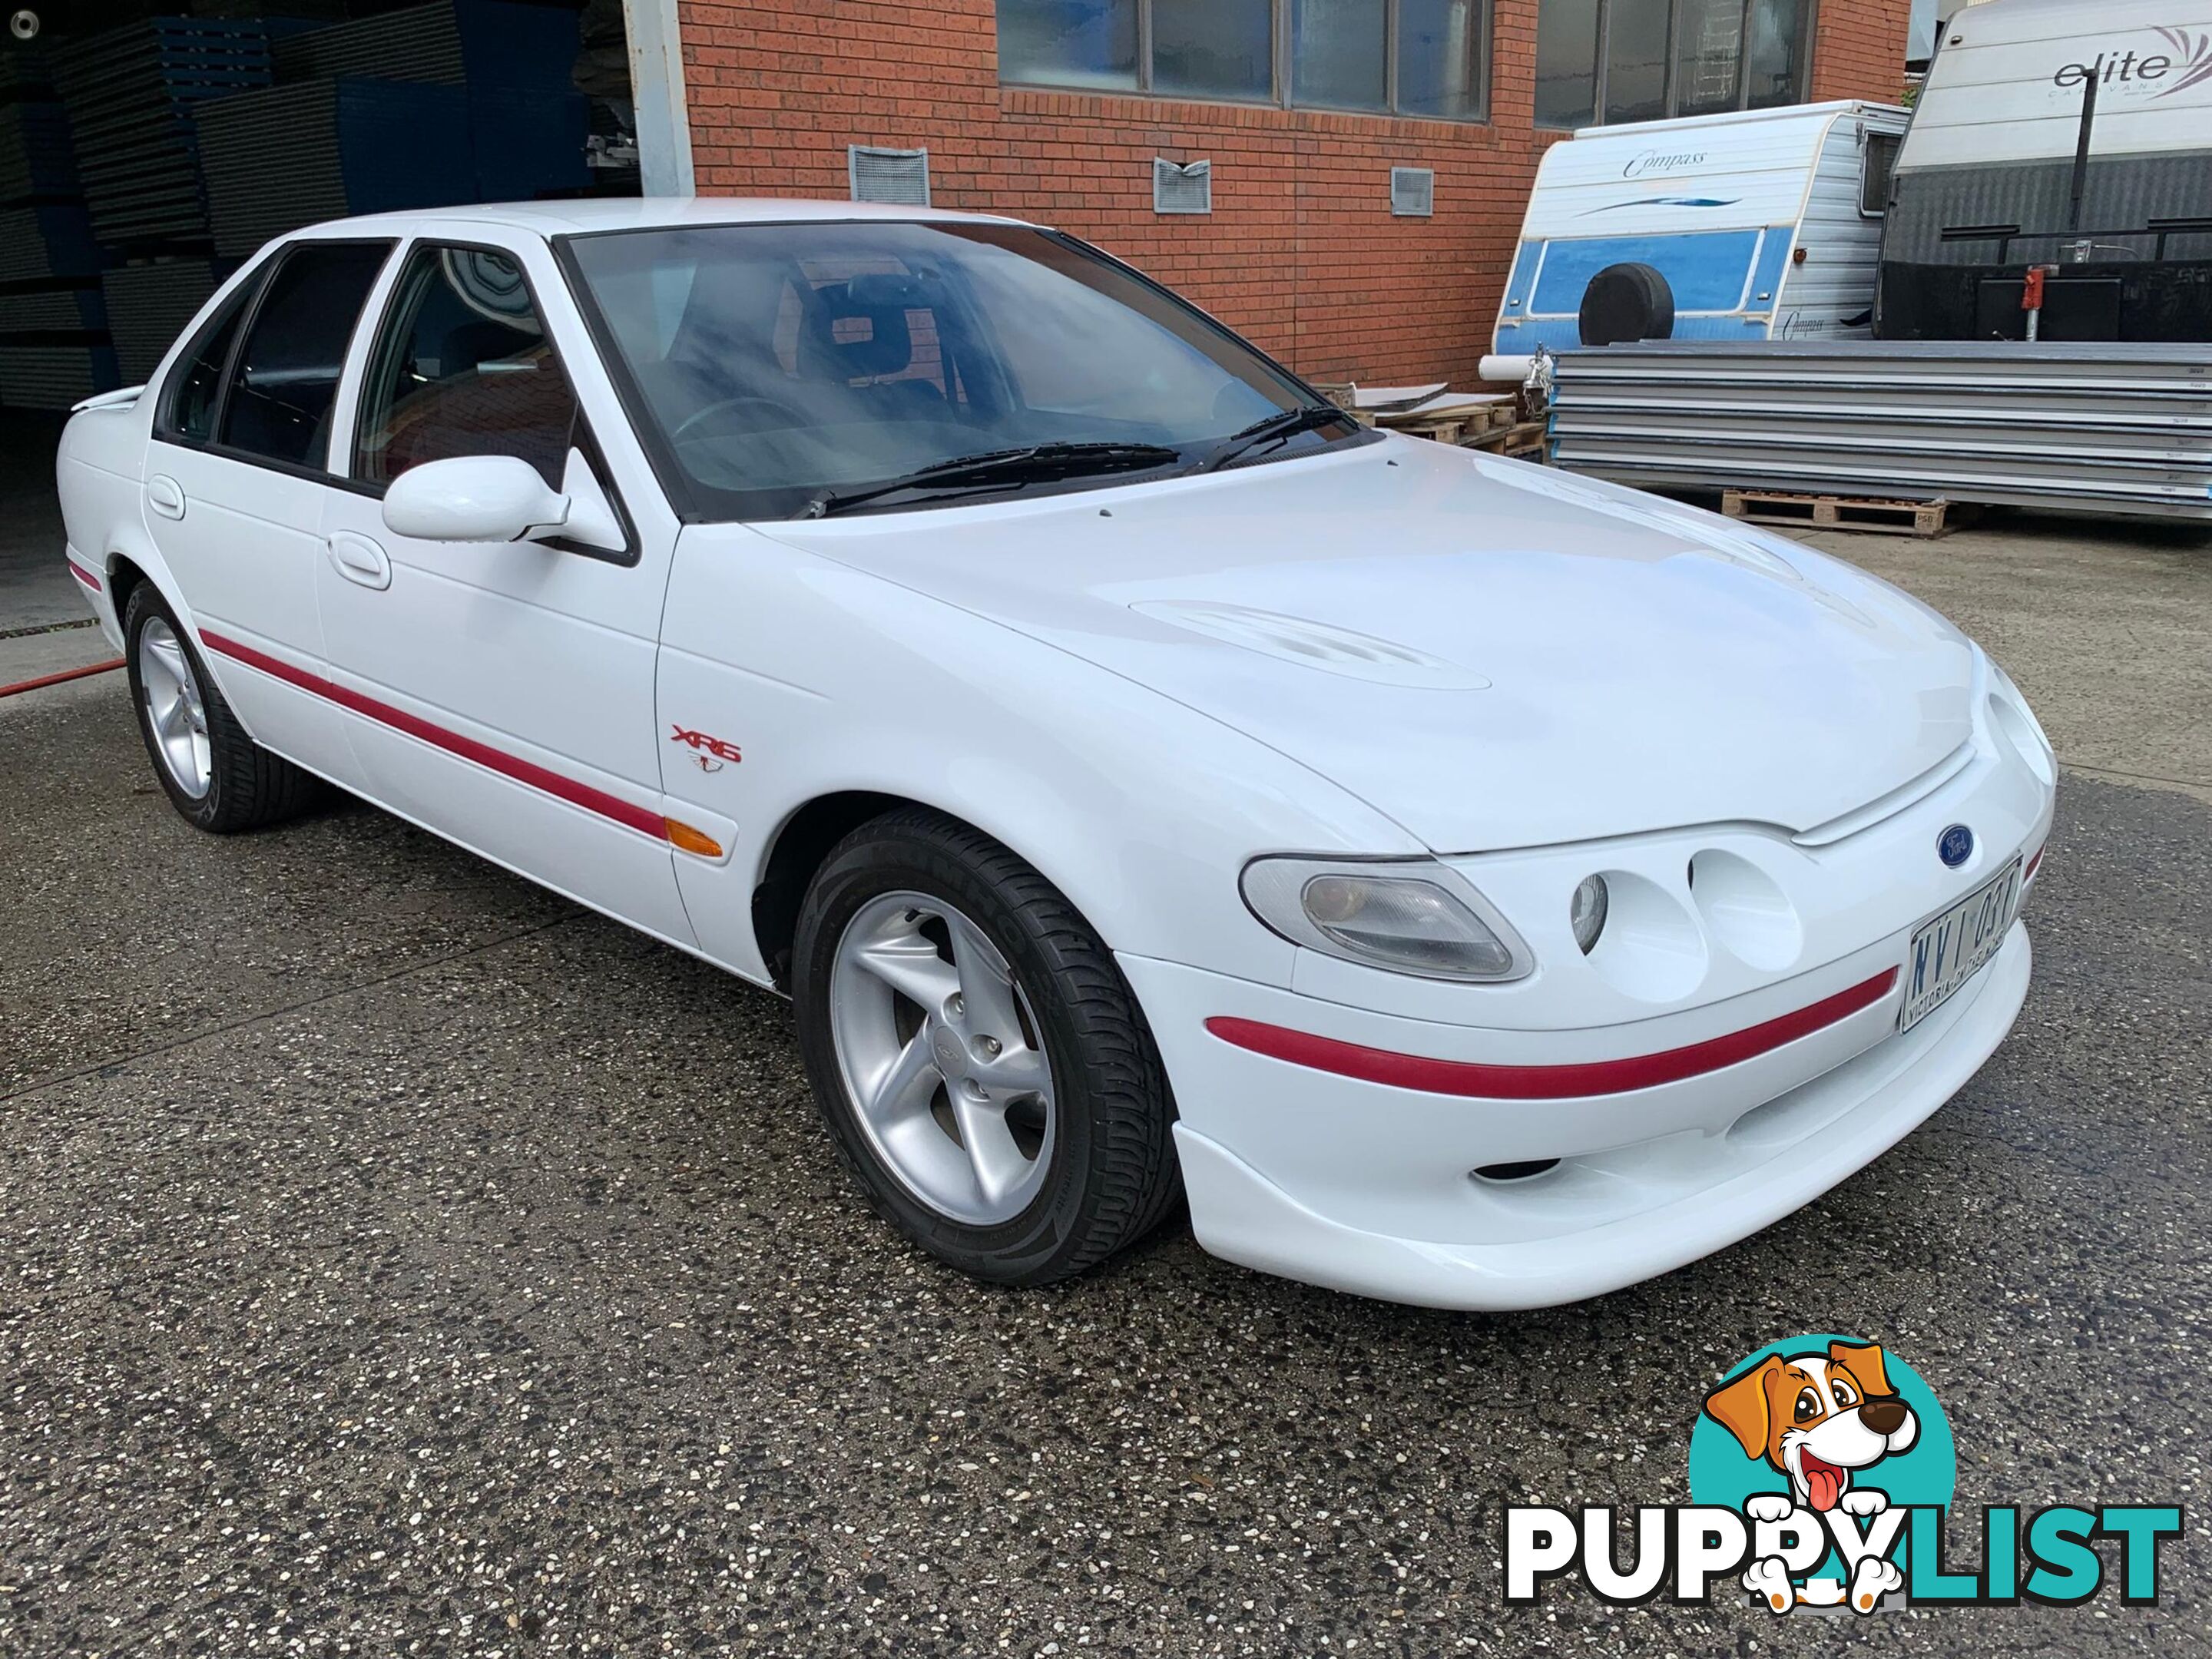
[664,818,724,859]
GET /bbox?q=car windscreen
[560,220,1354,520]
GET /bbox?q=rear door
[144,238,394,778]
[313,232,694,945]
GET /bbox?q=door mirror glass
[382,454,571,543]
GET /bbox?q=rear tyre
[790,808,1182,1286]
[124,582,320,833]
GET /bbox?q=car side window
[217,240,392,470]
[160,283,256,445]
[353,243,580,490]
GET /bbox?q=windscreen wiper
[1187,405,1359,475]
[797,442,1181,518]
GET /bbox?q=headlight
[1240,856,1532,982]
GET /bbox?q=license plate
[1899,856,2023,1033]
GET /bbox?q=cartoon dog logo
[1703,1339,1918,1613]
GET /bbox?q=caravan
[1488,101,1909,367]
[1878,0,2212,342]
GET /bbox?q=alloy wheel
[137,616,213,800]
[827,889,1058,1225]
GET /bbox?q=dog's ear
[1704,1356,1781,1459]
[1830,1339,1895,1399]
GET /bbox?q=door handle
[147,475,186,520]
[326,530,392,591]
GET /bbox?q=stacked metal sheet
[196,79,474,257]
[101,259,226,385]
[270,0,582,90]
[0,99,78,201]
[1549,341,2212,522]
[0,204,101,283]
[0,343,121,409]
[48,17,274,251]
[2,285,107,332]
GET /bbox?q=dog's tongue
[1803,1456,1843,1512]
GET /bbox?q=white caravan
[1488,101,1910,371]
[1878,0,2212,341]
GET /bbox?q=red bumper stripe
[2024,846,2044,882]
[68,560,102,591]
[198,629,670,841]
[1205,967,1902,1101]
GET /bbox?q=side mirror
[382,455,571,544]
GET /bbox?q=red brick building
[674,1,1910,385]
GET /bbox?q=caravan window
[1859,131,1900,217]
[1532,231,1762,315]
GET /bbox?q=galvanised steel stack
[1548,341,2212,522]
[47,17,275,252]
[196,79,475,258]
[101,259,228,386]
[0,43,114,411]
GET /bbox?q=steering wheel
[671,395,810,445]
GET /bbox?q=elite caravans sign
[1900,10,2212,171]
[2051,26,2212,98]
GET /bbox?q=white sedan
[55,199,2055,1310]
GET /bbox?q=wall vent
[1153,157,1212,215]
[1390,166,1435,218]
[849,144,930,207]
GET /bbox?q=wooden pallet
[1721,490,1971,538]
[1467,419,1549,462]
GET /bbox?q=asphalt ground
[2,509,2209,1656]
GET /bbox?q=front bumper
[1122,920,2030,1311]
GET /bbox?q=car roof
[288,195,1040,242]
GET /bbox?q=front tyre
[791,809,1181,1286]
[124,583,319,833]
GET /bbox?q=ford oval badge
[1938,824,1975,868]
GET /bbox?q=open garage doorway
[0,0,685,412]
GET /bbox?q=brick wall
[680,0,1909,386]
[1810,0,1912,103]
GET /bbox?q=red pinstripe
[197,628,670,841]
[1205,968,1902,1101]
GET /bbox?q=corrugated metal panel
[1550,339,2212,519]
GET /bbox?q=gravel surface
[2,674,2207,1657]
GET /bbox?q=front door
[143,240,393,779]
[313,235,693,945]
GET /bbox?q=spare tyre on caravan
[1487,100,1909,376]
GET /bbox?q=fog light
[1570,874,1608,954]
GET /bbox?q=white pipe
[1479,353,1537,384]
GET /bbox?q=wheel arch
[750,789,921,992]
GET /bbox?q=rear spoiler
[70,384,146,413]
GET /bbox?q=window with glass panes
[996,0,1491,122]
[1535,0,1815,130]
